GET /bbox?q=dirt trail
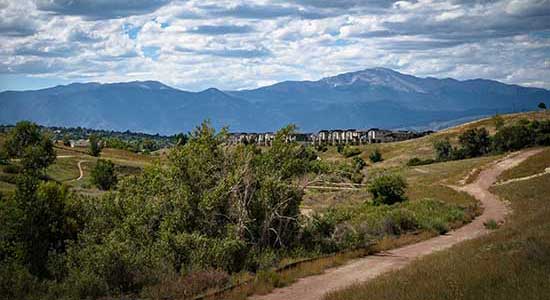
[75,160,86,181]
[250,149,543,300]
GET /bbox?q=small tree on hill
[369,148,383,163]
[539,102,547,110]
[62,134,71,146]
[90,159,117,190]
[89,134,101,157]
[458,128,491,158]
[433,139,453,161]
[368,174,408,205]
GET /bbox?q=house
[368,128,393,143]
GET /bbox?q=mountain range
[1,68,548,134]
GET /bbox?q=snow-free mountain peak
[1,68,548,134]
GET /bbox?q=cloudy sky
[1,0,549,92]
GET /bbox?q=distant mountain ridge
[1,68,548,134]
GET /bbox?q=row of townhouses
[227,129,432,146]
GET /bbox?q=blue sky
[1,0,549,92]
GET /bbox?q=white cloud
[0,0,549,90]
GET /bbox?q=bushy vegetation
[90,159,118,190]
[88,134,102,157]
[406,157,435,166]
[369,149,383,163]
[341,146,361,158]
[0,121,330,299]
[433,119,550,163]
[304,198,471,255]
[368,174,408,205]
[324,173,550,300]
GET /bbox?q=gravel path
[250,149,543,300]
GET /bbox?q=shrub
[367,174,407,205]
[458,128,491,158]
[406,157,435,166]
[492,125,533,153]
[433,139,453,161]
[369,149,383,163]
[484,219,499,230]
[90,159,117,190]
[342,146,361,158]
[353,156,366,172]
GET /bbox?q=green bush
[90,159,117,190]
[492,124,534,153]
[406,157,435,166]
[458,128,491,158]
[342,146,361,158]
[367,174,407,205]
[353,156,366,172]
[369,149,383,163]
[433,139,453,161]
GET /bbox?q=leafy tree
[89,134,101,157]
[458,128,491,158]
[90,159,117,190]
[433,139,453,161]
[492,124,534,153]
[62,134,71,146]
[3,121,56,172]
[538,102,547,110]
[368,174,408,205]
[369,149,383,163]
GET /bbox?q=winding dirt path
[75,160,86,181]
[250,149,543,300]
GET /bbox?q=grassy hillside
[498,147,550,182]
[0,141,156,194]
[324,149,550,300]
[318,110,550,168]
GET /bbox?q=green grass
[323,173,550,300]
[46,156,81,182]
[498,147,550,182]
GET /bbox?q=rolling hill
[0,68,548,134]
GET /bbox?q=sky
[0,0,549,92]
